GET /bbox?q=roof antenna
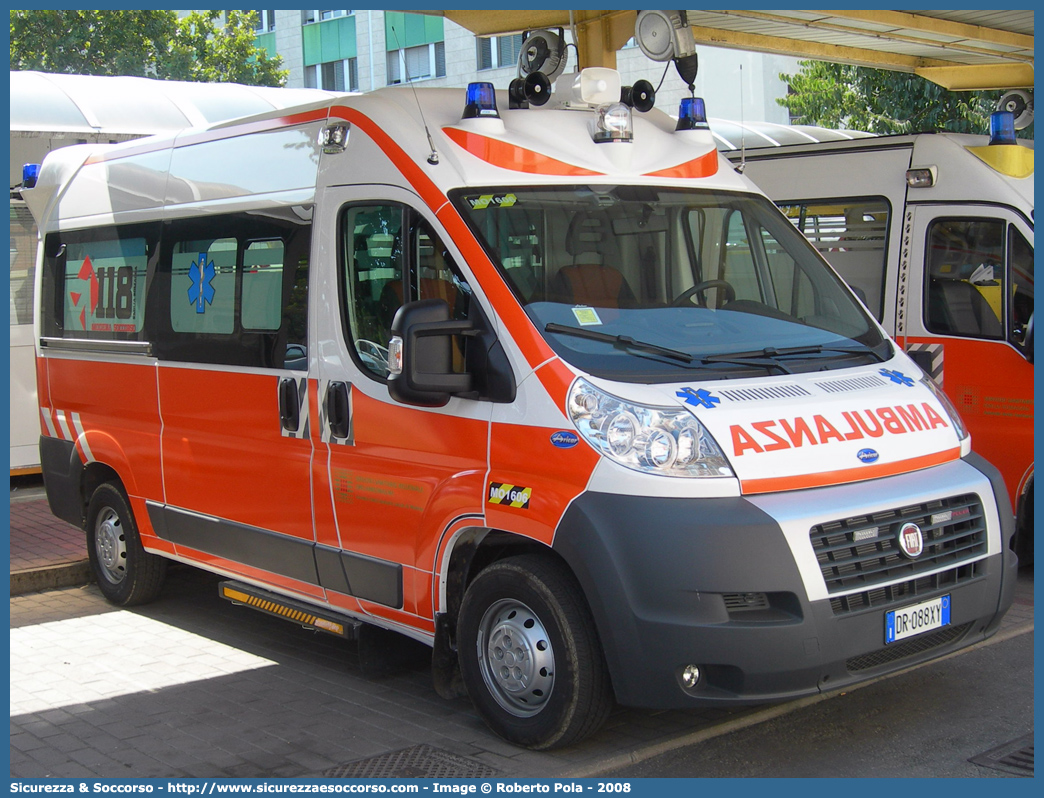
[391,25,439,165]
[736,63,746,174]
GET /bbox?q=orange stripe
[442,127,603,177]
[741,447,961,495]
[645,149,719,179]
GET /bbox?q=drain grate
[969,733,1034,777]
[323,744,502,779]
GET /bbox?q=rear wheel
[457,555,613,749]
[86,482,167,606]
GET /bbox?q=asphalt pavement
[8,475,1035,778]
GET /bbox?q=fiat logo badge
[897,522,924,559]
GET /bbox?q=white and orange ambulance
[725,121,1034,565]
[26,70,1017,749]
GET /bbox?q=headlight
[920,375,969,442]
[568,379,734,478]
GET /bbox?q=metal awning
[9,71,338,137]
[411,9,1034,90]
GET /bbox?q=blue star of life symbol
[188,252,216,314]
[676,387,721,409]
[880,368,915,386]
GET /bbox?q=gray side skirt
[147,502,403,609]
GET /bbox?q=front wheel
[457,555,613,749]
[86,482,167,606]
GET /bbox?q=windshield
[452,186,890,382]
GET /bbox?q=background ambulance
[725,118,1034,565]
[25,67,1017,749]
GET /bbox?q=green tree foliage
[779,60,1032,139]
[10,9,286,87]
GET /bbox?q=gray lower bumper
[552,454,1016,708]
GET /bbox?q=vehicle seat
[549,213,635,308]
[928,278,1004,337]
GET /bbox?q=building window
[387,42,445,84]
[304,58,358,92]
[252,10,276,32]
[303,10,350,24]
[477,33,524,71]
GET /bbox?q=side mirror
[387,298,476,407]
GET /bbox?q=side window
[41,224,156,342]
[151,213,311,368]
[778,199,889,320]
[340,203,470,379]
[759,226,816,319]
[171,237,237,334]
[1009,227,1033,351]
[925,218,1005,339]
[242,240,286,331]
[10,202,37,327]
[340,204,405,377]
[721,210,762,302]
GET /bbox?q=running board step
[218,580,362,639]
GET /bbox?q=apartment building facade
[251,9,799,124]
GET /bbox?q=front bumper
[552,453,1017,708]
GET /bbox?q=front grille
[811,494,986,608]
[830,561,984,615]
[847,622,972,672]
[723,592,770,612]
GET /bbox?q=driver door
[311,185,490,631]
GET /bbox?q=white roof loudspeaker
[636,10,695,62]
[997,90,1034,130]
[518,29,567,85]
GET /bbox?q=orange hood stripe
[443,127,603,177]
[645,148,719,179]
[741,447,961,495]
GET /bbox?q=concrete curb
[10,560,92,596]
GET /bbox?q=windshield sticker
[572,306,602,326]
[488,482,532,510]
[879,368,915,387]
[729,403,949,456]
[677,387,721,409]
[466,193,518,210]
[188,252,217,314]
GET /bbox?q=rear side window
[148,212,311,368]
[40,223,158,342]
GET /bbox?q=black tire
[86,482,167,606]
[457,554,613,749]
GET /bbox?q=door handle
[279,378,300,432]
[326,381,351,440]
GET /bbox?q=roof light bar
[22,164,40,189]
[989,110,1017,146]
[676,97,709,131]
[463,82,500,120]
[591,102,633,143]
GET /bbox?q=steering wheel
[672,280,737,308]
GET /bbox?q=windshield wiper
[771,343,887,362]
[544,323,694,363]
[703,343,886,370]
